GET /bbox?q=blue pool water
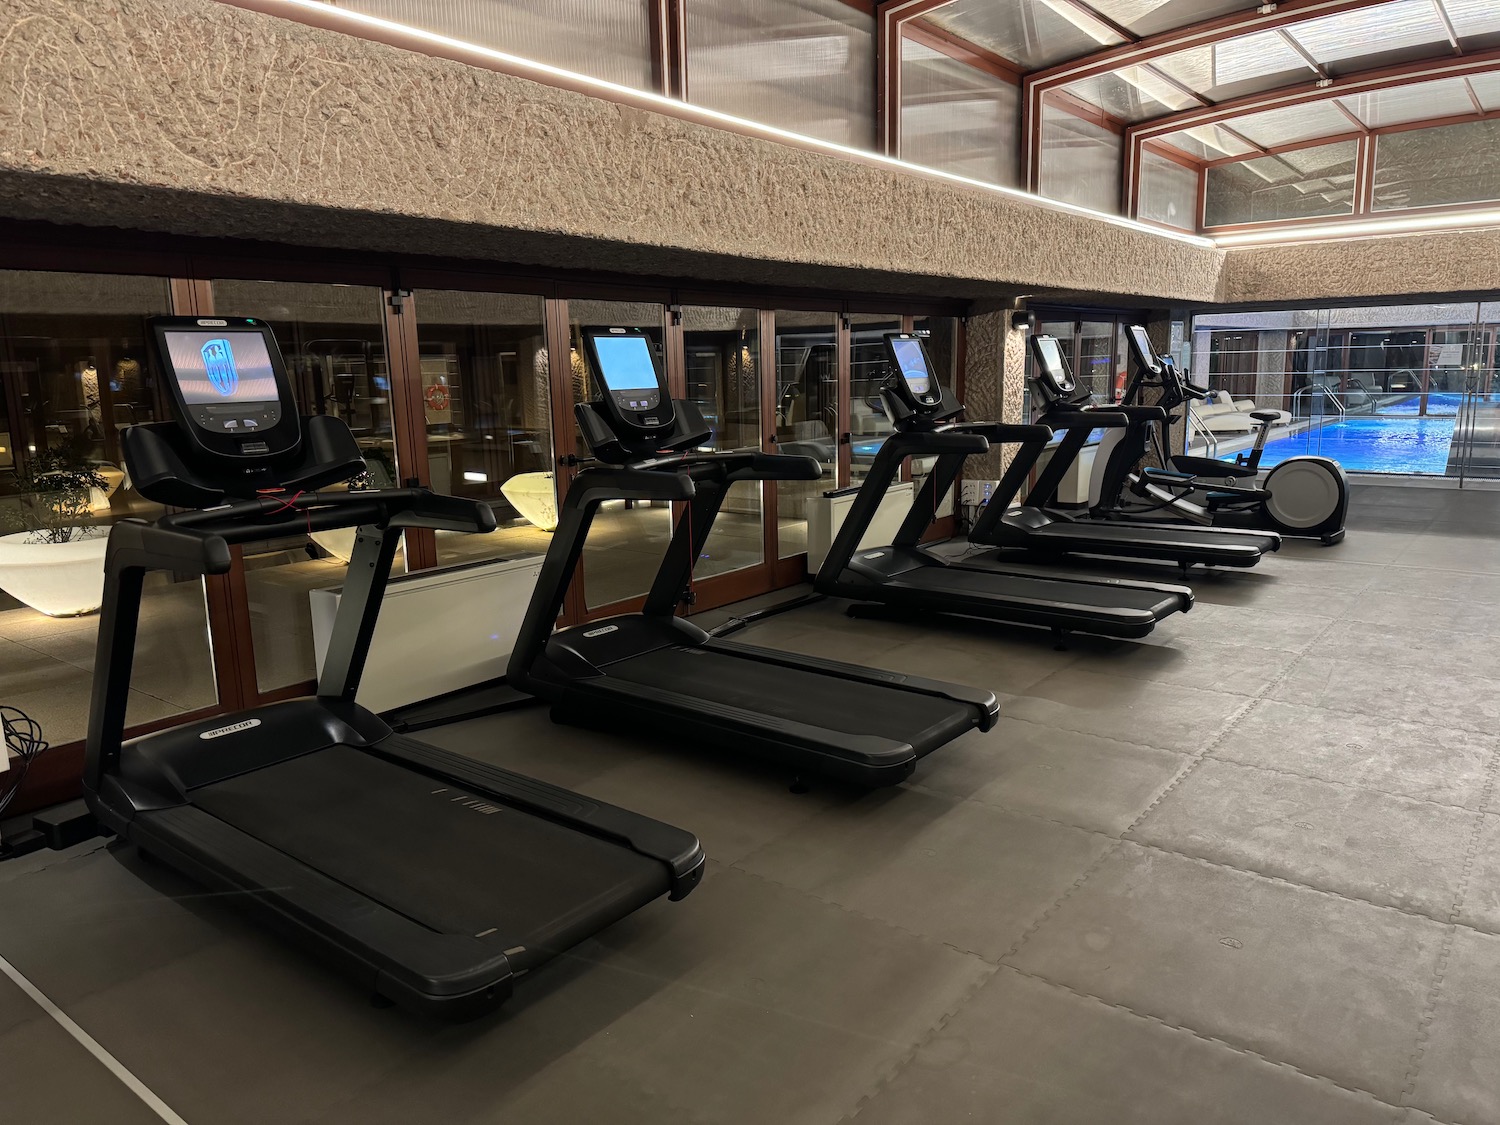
[1231,414,1458,475]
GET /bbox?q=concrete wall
[0,0,1223,304]
[1219,229,1500,307]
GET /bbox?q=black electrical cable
[0,705,49,819]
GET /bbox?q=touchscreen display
[163,329,283,434]
[1127,324,1155,369]
[890,337,932,395]
[592,334,661,411]
[1034,335,1066,380]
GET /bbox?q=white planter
[500,472,558,532]
[0,528,110,617]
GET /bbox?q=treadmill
[507,326,998,788]
[815,332,1192,640]
[85,316,704,1021]
[967,333,1280,569]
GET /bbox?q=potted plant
[0,449,111,617]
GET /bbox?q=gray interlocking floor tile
[1008,843,1446,1104]
[850,967,1406,1125]
[1129,759,1478,920]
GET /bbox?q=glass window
[409,290,554,569]
[0,270,214,749]
[1229,102,1357,150]
[1341,78,1476,130]
[1373,119,1500,212]
[849,315,902,484]
[211,280,391,693]
[899,38,1019,187]
[773,310,838,559]
[682,306,764,581]
[330,0,655,90]
[686,0,876,149]
[926,0,1124,69]
[568,299,670,610]
[1039,102,1124,215]
[1139,148,1199,231]
[914,316,959,390]
[1203,140,1358,227]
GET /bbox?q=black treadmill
[84,316,703,1021]
[815,332,1192,640]
[507,326,998,788]
[966,333,1280,569]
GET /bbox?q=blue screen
[890,337,931,395]
[592,334,659,395]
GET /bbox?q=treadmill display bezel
[580,326,676,441]
[1028,334,1075,398]
[151,316,301,463]
[882,332,944,410]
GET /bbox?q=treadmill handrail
[158,488,496,545]
[1042,408,1132,430]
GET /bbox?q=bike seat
[1250,410,1282,423]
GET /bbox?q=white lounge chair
[1190,390,1291,434]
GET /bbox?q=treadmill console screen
[152,316,300,462]
[1029,334,1074,397]
[1125,324,1159,375]
[582,327,674,438]
[883,333,943,408]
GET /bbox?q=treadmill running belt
[192,745,667,962]
[1036,522,1277,553]
[898,566,1180,613]
[606,645,973,750]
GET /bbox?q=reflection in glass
[410,290,554,568]
[686,0,876,149]
[569,299,672,610]
[1038,102,1123,215]
[211,280,387,693]
[1139,149,1198,231]
[1373,119,1500,212]
[1204,140,1357,226]
[682,306,764,581]
[849,315,901,484]
[774,310,837,559]
[0,270,214,749]
[899,38,1019,187]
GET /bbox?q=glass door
[773,310,838,560]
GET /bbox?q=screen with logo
[1127,324,1156,372]
[890,337,932,396]
[163,329,284,434]
[592,333,662,411]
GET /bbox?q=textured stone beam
[0,0,1223,302]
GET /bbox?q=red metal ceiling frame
[877,0,960,156]
[1021,0,1399,192]
[902,16,1022,84]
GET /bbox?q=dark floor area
[2,484,1499,1124]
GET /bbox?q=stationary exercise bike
[1093,325,1348,545]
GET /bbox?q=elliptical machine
[1093,325,1348,546]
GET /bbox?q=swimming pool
[1226,414,1458,475]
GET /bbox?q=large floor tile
[1086,635,1303,696]
[1212,699,1496,810]
[850,967,1405,1125]
[1455,815,1500,933]
[1005,668,1250,754]
[1168,601,1340,652]
[737,787,1113,960]
[1306,618,1500,682]
[1008,844,1446,1103]
[1394,533,1500,574]
[1347,590,1500,638]
[1129,759,1477,920]
[1269,658,1500,734]
[1404,927,1500,1125]
[913,716,1189,835]
[1365,565,1500,604]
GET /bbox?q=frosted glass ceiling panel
[1285,0,1448,67]
[1471,72,1500,112]
[1341,78,1477,127]
[926,0,1123,69]
[1231,100,1355,147]
[1061,66,1200,121]
[1150,32,1311,101]
[1157,124,1256,159]
[1445,0,1500,40]
[1085,0,1255,38]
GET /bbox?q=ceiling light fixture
[252,0,1213,248]
[1214,208,1500,246]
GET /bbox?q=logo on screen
[201,338,239,396]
